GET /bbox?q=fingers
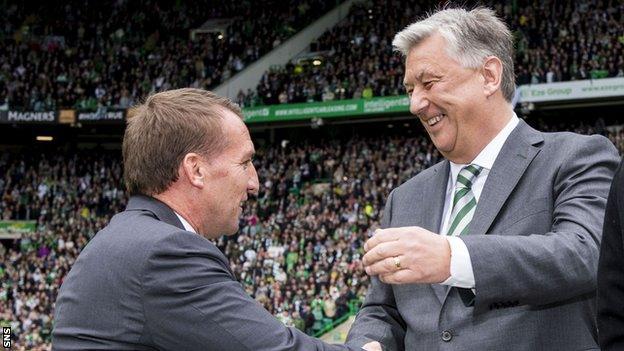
[365,255,406,276]
[364,227,417,252]
[379,269,419,285]
[361,226,451,285]
[364,228,400,252]
[362,240,404,267]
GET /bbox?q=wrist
[440,236,452,282]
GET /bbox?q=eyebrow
[404,71,423,88]
[404,69,440,87]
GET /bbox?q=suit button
[441,330,453,342]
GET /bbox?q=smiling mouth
[424,114,446,127]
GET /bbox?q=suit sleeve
[346,189,406,351]
[597,158,624,350]
[141,231,356,351]
[461,135,620,314]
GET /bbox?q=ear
[481,56,503,98]
[180,153,206,188]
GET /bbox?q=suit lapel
[419,161,451,303]
[439,120,543,303]
[420,160,450,233]
[468,119,544,236]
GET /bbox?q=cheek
[213,167,230,179]
[438,122,459,146]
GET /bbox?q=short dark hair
[123,88,243,196]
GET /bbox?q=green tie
[446,164,483,236]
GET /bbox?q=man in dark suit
[52,88,372,350]
[346,7,619,351]
[598,158,624,350]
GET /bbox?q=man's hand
[362,341,382,351]
[362,227,451,284]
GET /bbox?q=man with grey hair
[346,7,619,350]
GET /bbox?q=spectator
[0,0,342,111]
[239,0,624,107]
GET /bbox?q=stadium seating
[1,1,623,348]
[0,0,341,111]
[2,1,621,110]
[238,0,624,106]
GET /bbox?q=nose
[409,88,429,117]
[248,163,260,196]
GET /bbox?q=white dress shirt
[175,212,197,234]
[440,114,519,288]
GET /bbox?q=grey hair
[393,7,515,102]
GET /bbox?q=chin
[224,224,240,236]
[431,141,449,153]
[431,136,455,153]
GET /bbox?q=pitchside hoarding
[0,111,58,124]
[242,96,410,123]
[0,220,36,239]
[0,78,621,126]
[76,109,126,123]
[243,78,624,123]
[518,77,624,103]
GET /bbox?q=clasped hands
[362,226,452,284]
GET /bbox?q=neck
[153,190,201,234]
[447,103,513,164]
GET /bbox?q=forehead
[220,109,255,156]
[403,33,458,84]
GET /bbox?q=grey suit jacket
[346,120,620,351]
[53,195,356,351]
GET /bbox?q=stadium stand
[1,1,623,349]
[0,0,341,111]
[2,1,621,110]
[237,0,624,106]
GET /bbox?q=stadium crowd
[238,0,624,106]
[0,0,622,348]
[0,0,340,111]
[0,131,440,349]
[2,1,622,111]
[1,119,622,349]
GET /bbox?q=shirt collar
[449,113,520,179]
[174,211,197,233]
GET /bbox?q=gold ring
[393,256,401,269]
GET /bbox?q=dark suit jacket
[597,157,624,350]
[53,195,355,350]
[346,120,619,350]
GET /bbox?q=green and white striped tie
[446,164,483,236]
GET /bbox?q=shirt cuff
[440,236,475,289]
